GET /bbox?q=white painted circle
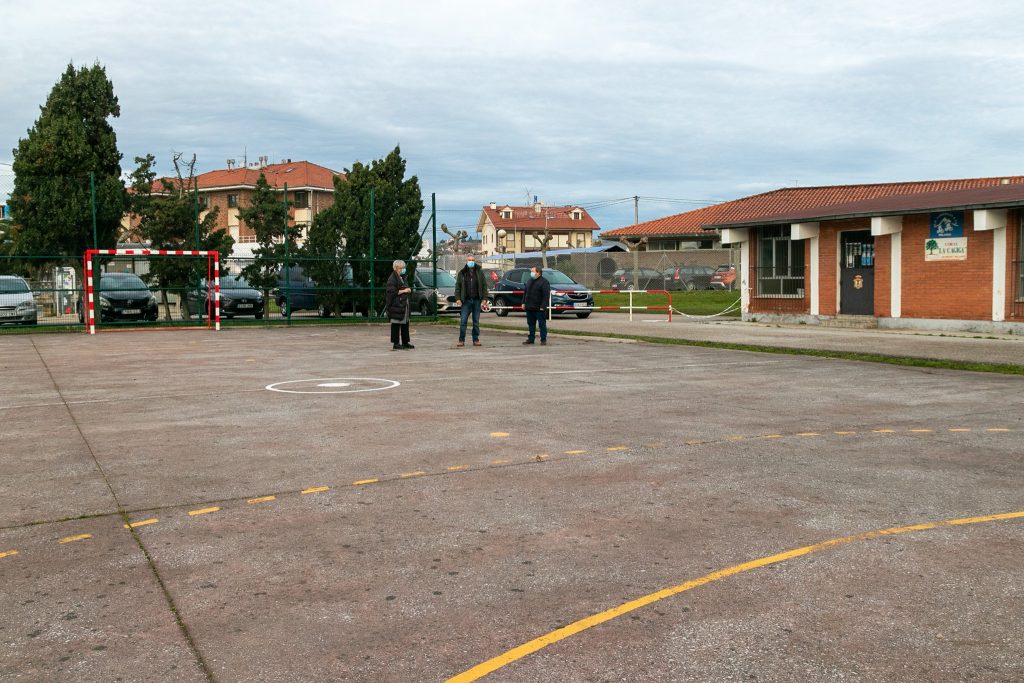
[266,377,400,394]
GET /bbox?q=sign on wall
[926,211,967,261]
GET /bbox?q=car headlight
[220,295,233,304]
[256,293,264,302]
[148,295,157,305]
[16,302,36,312]
[100,296,111,308]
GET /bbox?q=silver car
[0,276,38,325]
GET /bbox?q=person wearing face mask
[521,265,551,345]
[454,256,489,347]
[386,259,414,350]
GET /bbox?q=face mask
[467,261,476,268]
[400,268,406,275]
[531,272,540,279]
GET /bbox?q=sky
[3,0,1024,235]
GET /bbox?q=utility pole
[634,195,639,225]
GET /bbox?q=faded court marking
[265,377,400,394]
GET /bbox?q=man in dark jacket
[522,266,551,345]
[454,257,489,347]
[385,259,414,350]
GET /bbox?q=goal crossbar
[83,249,220,335]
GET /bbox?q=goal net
[83,249,221,334]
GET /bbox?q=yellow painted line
[490,432,510,438]
[725,436,745,441]
[949,428,971,432]
[685,440,705,445]
[762,434,784,439]
[400,471,426,479]
[447,465,468,471]
[909,429,933,433]
[188,506,221,516]
[353,479,379,486]
[873,429,896,433]
[987,428,1010,432]
[445,509,1024,683]
[301,486,329,495]
[1,549,19,559]
[564,450,586,455]
[245,358,257,363]
[834,431,856,435]
[124,518,158,529]
[797,432,819,436]
[606,446,628,451]
[491,459,512,465]
[58,534,92,544]
[247,496,276,504]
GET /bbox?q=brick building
[697,177,1024,333]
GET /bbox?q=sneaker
[402,344,415,349]
[522,340,535,345]
[456,341,465,348]
[473,340,482,347]
[540,340,547,346]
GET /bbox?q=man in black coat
[522,265,551,345]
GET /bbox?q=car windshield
[714,265,733,273]
[542,270,576,284]
[418,271,456,287]
[0,278,30,294]
[101,274,148,291]
[221,276,252,289]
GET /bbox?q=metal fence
[437,247,741,292]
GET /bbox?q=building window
[756,225,805,297]
[571,210,582,220]
[576,234,586,247]
[293,191,309,209]
[198,196,209,210]
[501,210,513,219]
[227,194,238,208]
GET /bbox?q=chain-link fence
[0,255,83,329]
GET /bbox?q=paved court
[1,325,1022,682]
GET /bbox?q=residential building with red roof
[618,175,1024,331]
[476,200,599,256]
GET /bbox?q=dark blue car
[490,268,593,318]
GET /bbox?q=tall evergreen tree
[305,146,423,315]
[239,173,293,303]
[9,63,125,258]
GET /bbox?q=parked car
[490,268,593,318]
[0,275,38,325]
[661,264,715,291]
[709,264,737,290]
[185,274,264,319]
[78,272,158,323]
[274,265,368,318]
[411,268,460,315]
[610,268,665,291]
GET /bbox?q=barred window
[757,226,806,297]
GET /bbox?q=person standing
[385,260,414,350]
[522,265,551,345]
[454,257,489,347]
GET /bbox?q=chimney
[489,202,496,210]
[226,159,235,170]
[1001,178,1010,185]
[533,197,542,214]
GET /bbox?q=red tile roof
[479,204,599,232]
[602,176,1024,238]
[195,161,342,191]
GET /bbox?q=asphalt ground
[1,324,1022,682]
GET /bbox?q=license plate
[0,311,15,317]
[573,302,588,309]
[237,303,254,309]
[122,309,141,314]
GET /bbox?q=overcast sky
[3,0,1024,233]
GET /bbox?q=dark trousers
[459,299,481,341]
[526,310,547,342]
[391,322,410,345]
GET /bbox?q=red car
[709,264,736,290]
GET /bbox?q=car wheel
[494,296,509,317]
[280,300,291,317]
[684,280,695,291]
[419,300,430,316]
[480,299,491,313]
[576,312,591,319]
[317,304,331,318]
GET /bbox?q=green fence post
[284,182,290,324]
[90,172,97,250]
[193,184,200,250]
[369,186,375,322]
[431,192,437,321]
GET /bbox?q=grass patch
[593,290,740,317]
[453,320,1024,376]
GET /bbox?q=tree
[239,173,292,304]
[305,146,422,316]
[925,239,939,255]
[128,153,234,320]
[9,63,125,258]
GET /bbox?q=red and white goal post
[83,249,221,335]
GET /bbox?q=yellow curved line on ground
[445,509,1024,683]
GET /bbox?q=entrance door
[839,230,875,315]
